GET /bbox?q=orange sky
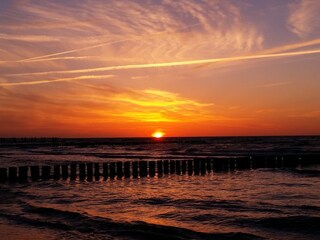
[0,0,320,137]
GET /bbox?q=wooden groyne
[0,155,319,183]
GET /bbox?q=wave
[0,204,263,240]
[235,215,320,233]
[134,197,283,214]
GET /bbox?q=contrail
[7,49,320,78]
[260,38,320,54]
[0,75,114,86]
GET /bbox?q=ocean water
[0,136,319,240]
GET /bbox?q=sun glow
[152,131,165,138]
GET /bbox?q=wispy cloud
[288,0,320,37]
[259,81,290,88]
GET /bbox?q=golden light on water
[152,131,165,139]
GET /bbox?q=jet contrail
[0,74,114,86]
[7,49,320,78]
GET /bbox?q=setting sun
[152,131,165,138]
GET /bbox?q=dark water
[0,136,319,239]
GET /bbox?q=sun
[152,131,165,139]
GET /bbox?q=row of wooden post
[0,155,315,183]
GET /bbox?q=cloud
[0,83,214,125]
[259,81,290,88]
[288,0,320,37]
[0,0,263,63]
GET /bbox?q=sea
[0,136,319,240]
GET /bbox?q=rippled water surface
[0,137,319,239]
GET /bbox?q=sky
[0,0,319,137]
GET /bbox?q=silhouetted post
[79,163,86,181]
[264,156,276,168]
[228,158,236,171]
[282,156,299,168]
[251,156,265,169]
[41,166,51,180]
[175,160,181,175]
[139,161,147,178]
[206,159,211,173]
[103,163,108,180]
[157,160,163,177]
[0,168,7,182]
[200,159,206,175]
[149,161,155,177]
[61,165,68,180]
[54,165,61,180]
[236,157,250,170]
[187,160,193,175]
[94,163,100,180]
[163,160,169,175]
[109,162,116,180]
[170,160,175,174]
[87,163,93,181]
[302,155,319,166]
[117,162,123,179]
[193,159,200,175]
[8,167,17,182]
[70,163,77,180]
[181,160,187,174]
[213,158,224,172]
[124,162,131,178]
[31,166,40,180]
[132,161,138,178]
[18,166,28,182]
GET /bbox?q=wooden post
[213,158,224,172]
[31,166,40,180]
[170,160,175,174]
[200,159,206,175]
[79,163,86,181]
[70,163,77,180]
[157,160,163,177]
[251,156,265,169]
[139,161,147,178]
[94,163,100,180]
[236,157,250,170]
[302,155,319,167]
[0,168,7,182]
[54,165,61,180]
[282,156,299,168]
[175,160,181,175]
[132,161,138,178]
[61,165,68,180]
[187,160,193,175]
[193,159,200,175]
[265,156,276,168]
[124,161,131,178]
[87,163,93,181]
[149,161,155,177]
[181,160,187,174]
[18,166,28,182]
[206,159,212,173]
[109,162,116,180]
[229,158,236,171]
[9,167,17,182]
[163,160,169,175]
[116,162,123,179]
[41,166,51,180]
[103,163,108,180]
